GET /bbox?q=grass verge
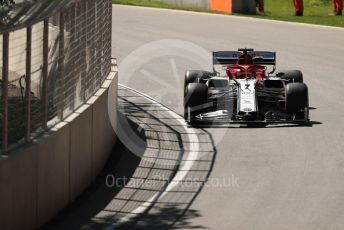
[112,0,344,28]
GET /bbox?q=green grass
[251,0,344,27]
[112,0,344,28]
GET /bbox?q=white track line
[105,84,200,229]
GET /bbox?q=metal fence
[0,0,112,153]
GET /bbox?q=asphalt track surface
[44,5,344,230]
[112,5,344,230]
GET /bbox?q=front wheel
[285,82,309,118]
[184,83,208,123]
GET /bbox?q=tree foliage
[0,0,14,6]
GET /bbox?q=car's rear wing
[213,51,276,66]
[213,51,242,65]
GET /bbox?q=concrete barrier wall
[159,0,210,8]
[37,123,70,227]
[0,70,118,230]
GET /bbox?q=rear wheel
[286,83,309,118]
[184,83,208,123]
[277,70,303,83]
[184,70,212,89]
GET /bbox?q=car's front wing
[187,110,310,126]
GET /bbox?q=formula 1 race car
[184,48,310,126]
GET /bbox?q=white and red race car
[184,48,310,126]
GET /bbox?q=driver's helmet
[237,54,254,65]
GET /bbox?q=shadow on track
[119,128,217,230]
[42,86,218,230]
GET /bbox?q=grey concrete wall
[37,123,70,227]
[0,70,118,230]
[91,84,118,180]
[157,0,211,9]
[0,145,38,230]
